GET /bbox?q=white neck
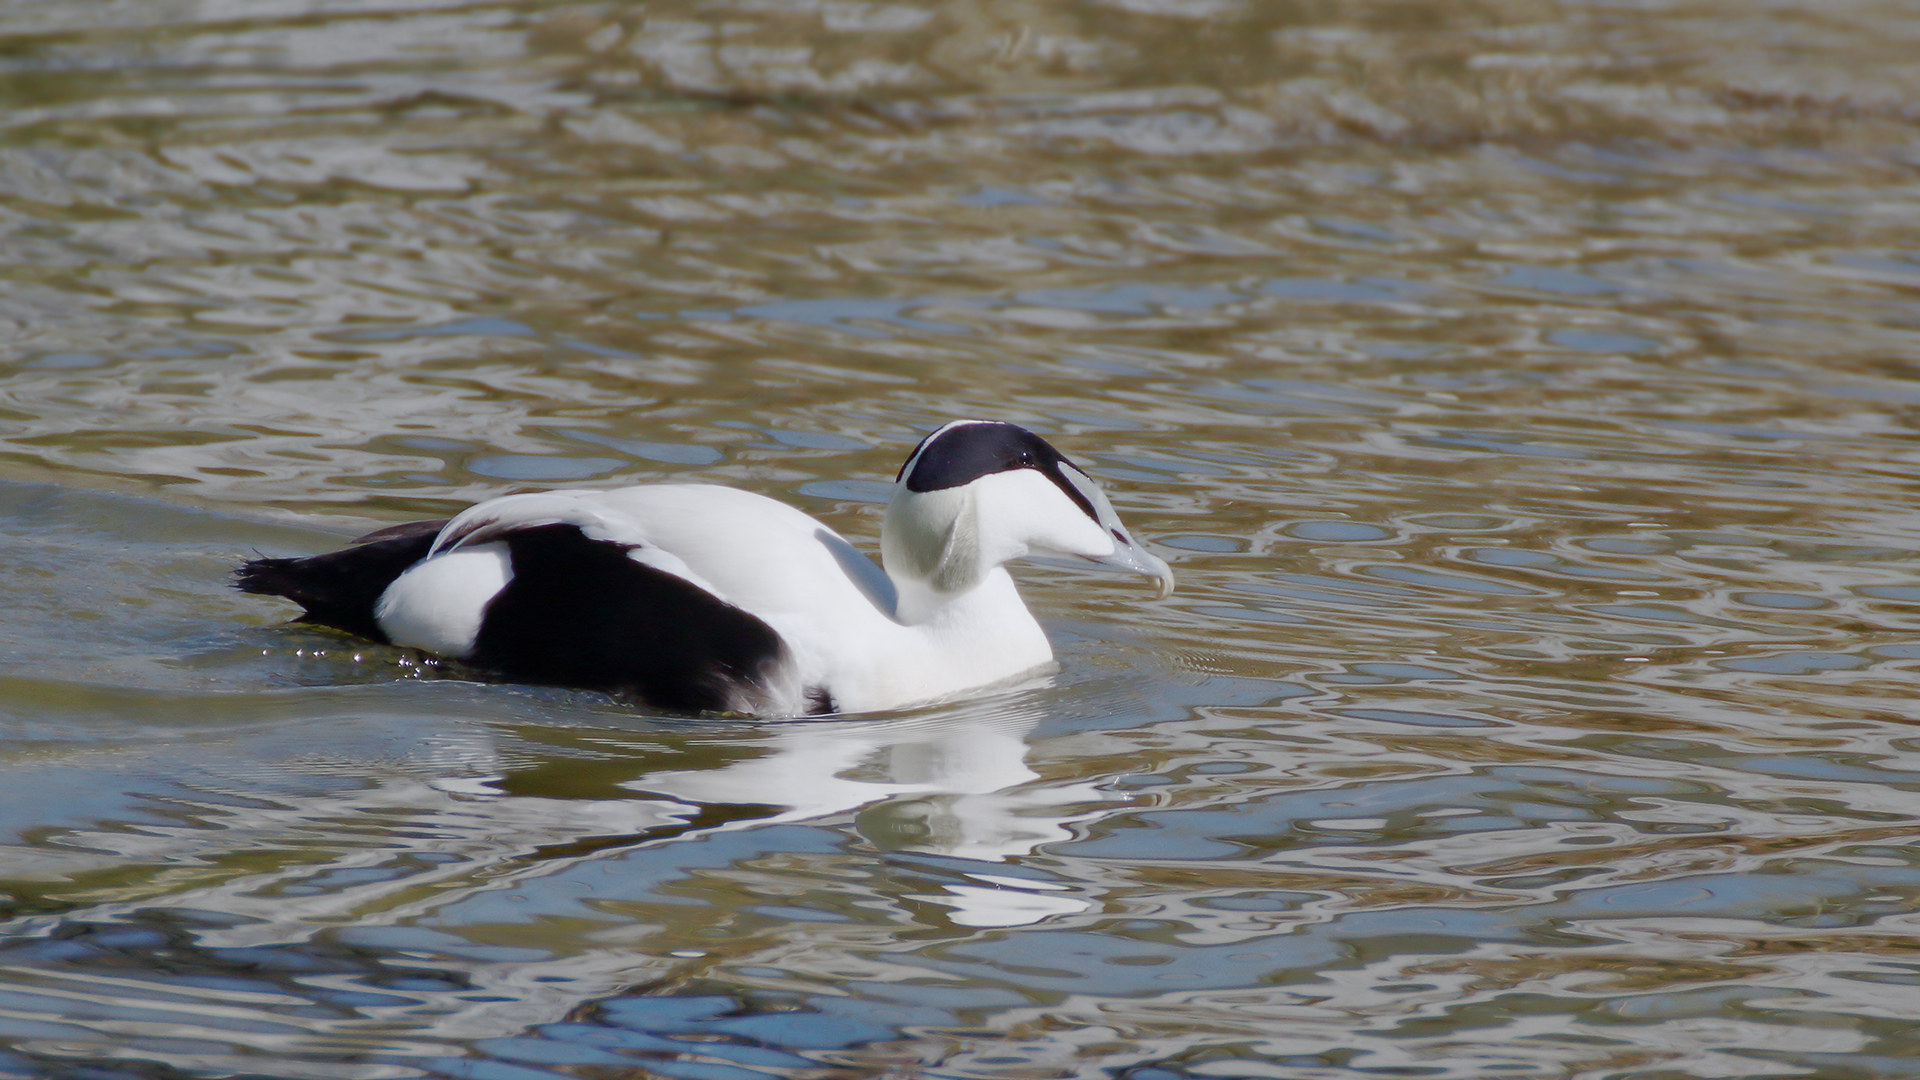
[882,484,988,625]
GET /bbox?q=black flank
[471,524,788,715]
[234,522,446,641]
[901,422,1099,521]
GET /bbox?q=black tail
[236,520,446,642]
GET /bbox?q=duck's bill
[1050,462,1175,598]
[1089,540,1176,599]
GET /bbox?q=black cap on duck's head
[896,420,1077,499]
[882,420,1174,619]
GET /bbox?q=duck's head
[882,420,1175,616]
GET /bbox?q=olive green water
[5,1,1920,1077]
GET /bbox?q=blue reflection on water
[1414,430,1591,458]
[339,316,536,341]
[1014,283,1241,314]
[560,429,725,465]
[1334,708,1496,729]
[1261,276,1420,302]
[465,455,627,481]
[956,187,1051,207]
[1286,520,1391,542]
[22,352,108,369]
[1714,651,1868,675]
[1546,328,1660,353]
[1489,266,1626,296]
[736,298,964,336]
[796,479,895,503]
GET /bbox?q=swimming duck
[238,420,1173,717]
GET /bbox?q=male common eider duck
[237,420,1173,717]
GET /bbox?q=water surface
[4,1,1920,1077]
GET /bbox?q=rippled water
[6,1,1920,1076]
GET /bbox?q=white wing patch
[378,492,737,659]
[432,491,717,592]
[376,542,512,658]
[432,491,627,556]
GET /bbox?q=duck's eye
[1017,451,1034,465]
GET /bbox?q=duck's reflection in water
[624,701,1103,857]
[464,691,1109,920]
[1,690,1120,1065]
[612,697,1109,927]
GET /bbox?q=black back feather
[234,522,445,641]
[471,524,789,714]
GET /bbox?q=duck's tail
[235,520,446,641]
